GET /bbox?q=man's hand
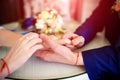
[35,34,76,65]
[61,32,85,50]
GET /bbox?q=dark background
[0,0,24,25]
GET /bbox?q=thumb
[40,34,59,50]
[40,34,75,60]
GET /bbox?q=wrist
[0,58,10,78]
[74,51,84,66]
[4,56,14,74]
[4,55,21,74]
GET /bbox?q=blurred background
[0,0,100,25]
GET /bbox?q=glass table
[0,21,110,79]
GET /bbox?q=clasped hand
[35,32,85,66]
[1,32,84,78]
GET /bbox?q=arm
[61,0,115,49]
[75,0,115,44]
[35,33,84,65]
[0,28,22,47]
[0,32,43,79]
[36,34,120,80]
[82,46,120,80]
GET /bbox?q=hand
[3,32,44,75]
[35,34,84,65]
[61,32,85,50]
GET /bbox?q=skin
[0,32,44,79]
[61,32,85,50]
[35,33,84,66]
[0,29,22,47]
[46,32,85,50]
[0,30,85,78]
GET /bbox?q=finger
[65,44,75,50]
[30,45,44,53]
[19,32,39,44]
[57,38,71,45]
[35,50,49,57]
[40,34,64,54]
[62,32,78,39]
[26,38,42,49]
[72,36,85,47]
[72,36,82,45]
[62,32,73,38]
[40,34,74,60]
[49,35,58,40]
[40,34,59,49]
[34,50,41,56]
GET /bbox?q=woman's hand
[2,32,44,76]
[60,32,85,50]
[35,34,84,65]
